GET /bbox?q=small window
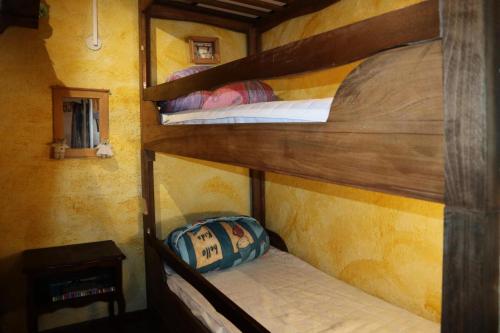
[51,86,110,158]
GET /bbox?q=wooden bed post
[141,149,157,310]
[139,0,156,311]
[441,0,500,332]
[247,26,266,226]
[142,149,156,238]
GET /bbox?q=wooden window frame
[187,36,221,64]
[51,86,110,158]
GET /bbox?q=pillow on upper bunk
[202,80,277,110]
[167,65,213,81]
[158,90,211,113]
[165,216,270,273]
[159,66,213,113]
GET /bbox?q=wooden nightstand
[22,240,126,333]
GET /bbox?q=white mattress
[166,248,440,333]
[161,98,333,125]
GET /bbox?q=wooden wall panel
[143,41,444,202]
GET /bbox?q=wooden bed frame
[138,1,499,332]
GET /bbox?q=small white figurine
[96,140,113,158]
[52,139,69,159]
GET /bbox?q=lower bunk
[146,234,439,332]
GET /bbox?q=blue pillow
[166,216,270,273]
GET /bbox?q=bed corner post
[250,169,265,224]
[441,0,500,332]
[141,148,157,311]
[247,26,261,55]
[246,25,266,226]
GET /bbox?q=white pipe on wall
[86,0,102,50]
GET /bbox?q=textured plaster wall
[151,19,247,85]
[0,1,143,331]
[149,22,250,235]
[262,0,443,322]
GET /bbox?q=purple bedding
[158,66,278,114]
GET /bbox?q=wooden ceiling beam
[256,0,341,32]
[194,0,270,17]
[146,3,252,32]
[152,1,255,23]
[231,0,285,11]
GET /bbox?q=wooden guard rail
[143,0,439,102]
[147,234,270,333]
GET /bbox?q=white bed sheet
[166,247,440,333]
[161,98,333,125]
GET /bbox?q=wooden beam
[233,0,284,11]
[147,1,255,26]
[192,0,269,17]
[246,26,261,56]
[143,42,444,202]
[146,3,252,32]
[441,0,500,331]
[247,27,266,227]
[256,0,340,32]
[144,0,439,101]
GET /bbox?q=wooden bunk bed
[138,0,499,332]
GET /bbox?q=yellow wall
[0,1,143,331]
[263,0,443,322]
[149,19,250,237]
[151,19,247,86]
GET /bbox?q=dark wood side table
[22,240,126,333]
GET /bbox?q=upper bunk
[139,0,443,202]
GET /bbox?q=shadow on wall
[0,2,59,331]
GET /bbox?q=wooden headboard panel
[143,40,443,202]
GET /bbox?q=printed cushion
[202,80,277,110]
[166,216,270,273]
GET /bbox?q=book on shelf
[48,273,115,302]
[51,286,116,302]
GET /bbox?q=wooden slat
[256,0,340,32]
[232,0,284,11]
[146,3,252,32]
[143,41,444,202]
[149,1,255,23]
[144,0,439,101]
[441,0,500,331]
[193,0,269,17]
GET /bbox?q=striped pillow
[166,216,270,273]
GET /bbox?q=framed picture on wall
[187,36,220,64]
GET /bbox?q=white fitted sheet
[160,98,333,125]
[166,247,440,333]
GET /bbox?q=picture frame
[187,36,220,64]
